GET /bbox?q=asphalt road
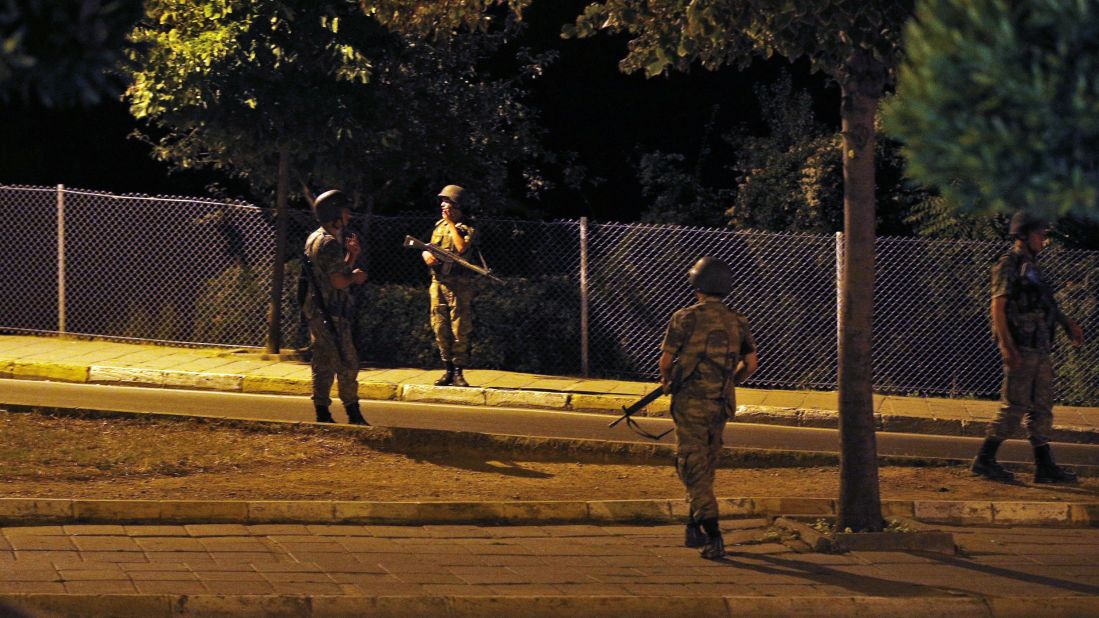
[4,378,1099,466]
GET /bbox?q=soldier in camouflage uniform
[659,257,758,560]
[303,190,368,425]
[421,185,479,387]
[972,212,1083,483]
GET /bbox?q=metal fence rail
[3,184,1098,404]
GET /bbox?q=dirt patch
[3,410,1099,502]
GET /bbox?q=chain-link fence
[3,184,1099,404]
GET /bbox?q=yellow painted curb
[0,359,12,378]
[11,360,88,382]
[400,383,486,406]
[485,389,569,409]
[569,393,636,412]
[359,381,398,401]
[241,375,312,395]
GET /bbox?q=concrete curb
[3,594,1093,617]
[1,495,1097,528]
[8,361,1099,444]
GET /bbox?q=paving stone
[128,570,200,581]
[61,525,127,536]
[0,581,67,593]
[184,524,251,537]
[268,581,344,595]
[123,525,189,537]
[71,537,142,552]
[57,569,128,581]
[203,580,277,595]
[63,579,137,594]
[133,580,208,594]
[135,537,207,552]
[448,566,529,585]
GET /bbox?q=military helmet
[688,257,733,296]
[438,184,465,206]
[313,189,348,224]
[1009,211,1048,238]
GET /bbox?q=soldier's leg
[974,355,1036,481]
[672,397,721,525]
[1023,352,1053,447]
[449,284,474,386]
[429,281,455,362]
[1028,354,1074,482]
[991,353,1038,440]
[308,317,336,422]
[334,319,366,425]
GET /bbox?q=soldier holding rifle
[659,257,758,560]
[421,184,480,387]
[302,189,368,425]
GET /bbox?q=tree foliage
[125,0,553,212]
[0,0,143,106]
[884,0,1099,222]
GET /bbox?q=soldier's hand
[1069,321,1084,347]
[422,251,438,266]
[660,378,672,395]
[346,233,361,257]
[1000,344,1021,371]
[351,269,367,285]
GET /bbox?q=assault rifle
[403,235,503,283]
[608,385,674,441]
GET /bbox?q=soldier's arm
[991,296,1021,367]
[659,312,687,392]
[736,352,759,385]
[735,318,759,384]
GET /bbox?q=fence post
[835,231,843,366]
[265,148,290,354]
[580,216,590,377]
[57,184,66,335]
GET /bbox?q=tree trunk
[836,51,884,532]
[265,147,290,354]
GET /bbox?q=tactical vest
[1004,254,1054,350]
[674,304,743,400]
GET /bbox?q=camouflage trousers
[988,349,1053,447]
[430,279,474,367]
[671,395,730,522]
[308,315,359,407]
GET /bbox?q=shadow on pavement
[922,551,1099,595]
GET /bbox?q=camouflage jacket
[661,297,756,399]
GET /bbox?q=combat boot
[434,361,455,386]
[699,518,725,560]
[971,437,1015,482]
[684,522,706,548]
[346,404,369,426]
[451,367,469,387]
[315,405,335,423]
[1033,444,1077,483]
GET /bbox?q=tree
[569,1,914,531]
[126,0,553,351]
[884,0,1099,224]
[0,0,143,106]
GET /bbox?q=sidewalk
[1,519,1098,617]
[2,334,1099,443]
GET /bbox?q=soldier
[303,189,368,425]
[421,184,479,387]
[659,257,758,560]
[971,211,1083,483]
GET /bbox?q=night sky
[0,0,838,222]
